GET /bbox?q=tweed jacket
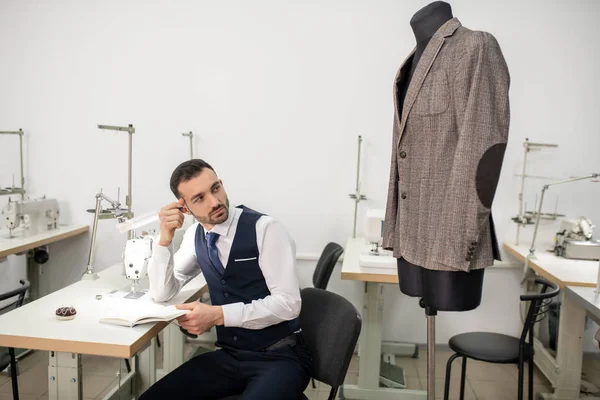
[383,18,510,272]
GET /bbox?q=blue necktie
[206,232,225,275]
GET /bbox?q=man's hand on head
[175,301,225,335]
[158,198,186,247]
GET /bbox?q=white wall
[1,0,599,346]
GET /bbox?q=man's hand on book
[175,301,224,335]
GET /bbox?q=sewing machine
[116,212,160,295]
[358,208,395,269]
[121,231,155,295]
[554,217,600,260]
[1,197,60,237]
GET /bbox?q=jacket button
[221,279,225,284]
[233,336,238,341]
[224,292,229,298]
[401,192,407,199]
[400,151,407,159]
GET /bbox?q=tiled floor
[1,346,599,400]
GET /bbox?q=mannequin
[385,2,510,398]
[395,1,485,312]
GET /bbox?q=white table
[0,224,89,259]
[567,286,600,322]
[0,263,207,400]
[0,224,89,300]
[341,237,425,400]
[504,243,599,400]
[504,243,598,288]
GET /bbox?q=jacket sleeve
[439,31,510,271]
[383,114,400,251]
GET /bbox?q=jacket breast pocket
[414,69,449,116]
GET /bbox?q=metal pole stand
[420,298,437,400]
[349,135,367,238]
[182,131,193,159]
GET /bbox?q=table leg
[342,282,426,400]
[553,291,586,399]
[48,351,82,400]
[157,323,185,381]
[134,338,156,398]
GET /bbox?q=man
[140,159,312,400]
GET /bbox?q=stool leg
[444,353,460,400]
[460,357,467,400]
[518,360,524,400]
[9,348,19,400]
[528,358,534,400]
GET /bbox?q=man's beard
[194,198,230,225]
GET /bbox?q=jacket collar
[394,18,462,145]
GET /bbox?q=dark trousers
[139,342,312,400]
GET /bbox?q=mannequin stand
[421,299,437,400]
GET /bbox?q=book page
[100,301,188,325]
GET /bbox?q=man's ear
[178,197,191,215]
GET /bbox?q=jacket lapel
[392,49,416,126]
[395,18,462,146]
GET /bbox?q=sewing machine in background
[358,208,396,269]
[554,217,600,260]
[84,190,158,296]
[1,196,60,238]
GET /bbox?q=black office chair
[220,287,362,400]
[443,277,560,400]
[312,242,344,290]
[0,279,30,400]
[307,241,343,389]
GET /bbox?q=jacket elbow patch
[476,143,506,208]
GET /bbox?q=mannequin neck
[410,1,453,45]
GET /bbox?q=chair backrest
[520,277,560,345]
[312,242,344,290]
[299,287,361,388]
[0,280,30,313]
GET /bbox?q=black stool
[443,277,559,400]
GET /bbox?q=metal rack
[182,131,194,159]
[348,135,367,238]
[0,129,25,199]
[87,124,135,222]
[512,138,559,245]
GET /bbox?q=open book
[99,303,189,328]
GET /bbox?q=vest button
[233,336,238,341]
[224,292,229,298]
[401,192,407,200]
[221,279,225,284]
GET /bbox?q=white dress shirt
[147,206,302,330]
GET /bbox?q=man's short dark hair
[170,159,216,198]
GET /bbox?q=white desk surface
[341,237,398,284]
[504,243,599,288]
[566,286,600,322]
[0,264,207,358]
[0,224,89,258]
